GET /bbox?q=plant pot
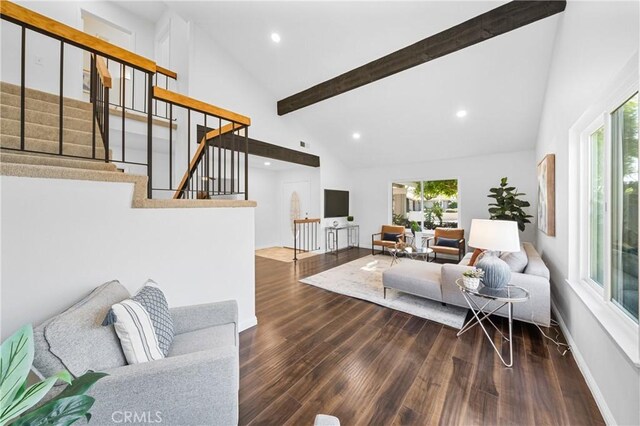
[463,276,480,290]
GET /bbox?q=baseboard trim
[551,299,615,425]
[239,315,258,332]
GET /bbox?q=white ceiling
[129,1,561,167]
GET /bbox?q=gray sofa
[382,242,551,326]
[32,281,239,425]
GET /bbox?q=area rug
[299,255,468,329]
[256,247,321,263]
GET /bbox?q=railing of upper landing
[0,1,252,200]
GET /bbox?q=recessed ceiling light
[352,132,361,140]
[264,161,271,166]
[271,33,281,43]
[456,110,468,118]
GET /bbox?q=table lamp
[468,219,520,288]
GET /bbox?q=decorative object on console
[462,268,484,290]
[468,219,521,288]
[537,154,556,236]
[333,220,339,227]
[487,177,533,232]
[347,215,354,222]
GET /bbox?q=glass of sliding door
[610,93,639,321]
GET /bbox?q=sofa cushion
[382,260,442,301]
[431,246,461,256]
[500,247,528,273]
[168,324,236,358]
[38,280,130,378]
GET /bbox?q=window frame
[568,53,639,365]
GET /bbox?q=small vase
[463,276,480,290]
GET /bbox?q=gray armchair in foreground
[32,281,239,425]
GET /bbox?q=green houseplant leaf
[0,325,34,411]
[9,395,95,426]
[1,371,72,424]
[487,177,534,232]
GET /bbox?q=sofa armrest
[88,347,238,424]
[440,263,474,306]
[170,300,238,335]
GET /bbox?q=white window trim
[567,52,639,366]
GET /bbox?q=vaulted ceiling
[120,1,561,167]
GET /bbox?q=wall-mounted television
[324,189,349,218]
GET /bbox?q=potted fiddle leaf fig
[487,177,533,232]
[0,324,107,426]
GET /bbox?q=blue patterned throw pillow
[103,280,174,356]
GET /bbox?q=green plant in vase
[487,177,533,232]
[0,324,106,426]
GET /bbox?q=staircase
[0,82,115,172]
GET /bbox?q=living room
[0,0,638,425]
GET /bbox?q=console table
[324,224,359,255]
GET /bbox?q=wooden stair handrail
[96,56,112,88]
[0,1,156,73]
[173,123,245,199]
[294,218,321,224]
[155,65,177,80]
[153,87,251,126]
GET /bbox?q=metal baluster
[122,65,126,162]
[58,41,64,155]
[169,103,173,190]
[20,26,26,150]
[218,118,222,194]
[147,73,153,198]
[244,127,249,199]
[91,55,96,159]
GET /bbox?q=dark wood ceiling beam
[197,125,320,167]
[277,0,566,115]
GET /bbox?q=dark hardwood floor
[239,248,604,425]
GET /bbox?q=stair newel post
[146,72,153,198]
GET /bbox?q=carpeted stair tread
[0,151,117,171]
[0,134,109,159]
[0,82,92,111]
[1,117,97,146]
[1,104,93,132]
[0,92,92,120]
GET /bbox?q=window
[610,94,638,320]
[391,180,459,230]
[583,92,639,322]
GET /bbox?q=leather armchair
[371,225,406,255]
[427,227,466,262]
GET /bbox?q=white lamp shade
[407,211,423,222]
[468,219,521,252]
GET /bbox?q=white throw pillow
[111,299,165,365]
[500,247,528,273]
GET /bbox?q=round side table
[455,278,530,367]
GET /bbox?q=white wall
[250,166,280,249]
[0,175,257,340]
[352,150,537,248]
[1,1,155,100]
[534,1,640,424]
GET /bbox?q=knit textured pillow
[103,280,174,356]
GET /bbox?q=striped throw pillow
[111,299,164,364]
